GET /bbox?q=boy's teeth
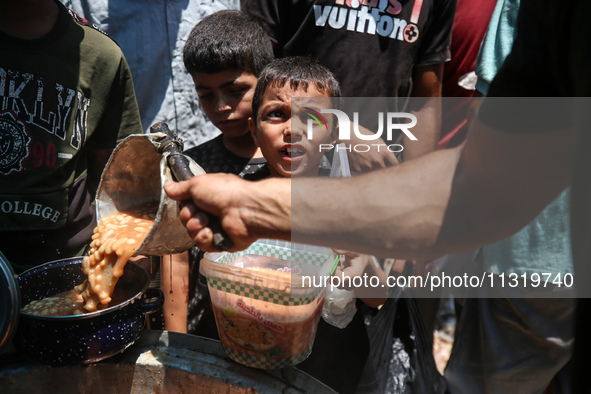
[286,147,303,155]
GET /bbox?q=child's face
[250,82,336,178]
[191,69,258,138]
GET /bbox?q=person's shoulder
[186,135,223,154]
[67,8,109,36]
[184,134,224,163]
[65,7,123,54]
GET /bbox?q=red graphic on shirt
[314,0,422,41]
[335,0,403,16]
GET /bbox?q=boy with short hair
[182,9,273,177]
[249,56,389,394]
[163,9,274,334]
[249,56,341,178]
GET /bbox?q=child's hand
[348,146,399,173]
[332,249,388,307]
[331,250,373,289]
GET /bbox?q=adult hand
[163,174,291,252]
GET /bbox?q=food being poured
[75,209,155,312]
[22,206,156,316]
[22,129,204,317]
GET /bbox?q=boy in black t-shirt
[162,10,274,333]
[250,56,391,394]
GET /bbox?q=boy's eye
[268,110,284,118]
[230,88,247,96]
[197,92,213,100]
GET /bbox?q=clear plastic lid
[201,239,339,299]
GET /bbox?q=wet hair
[252,56,342,123]
[183,10,274,76]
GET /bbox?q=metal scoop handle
[152,123,234,252]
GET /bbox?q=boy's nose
[214,97,231,112]
[286,118,304,140]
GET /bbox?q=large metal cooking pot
[14,257,163,365]
[0,330,337,393]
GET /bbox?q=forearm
[291,120,570,260]
[167,121,570,258]
[291,147,458,259]
[402,98,441,161]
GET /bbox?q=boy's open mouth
[281,146,305,158]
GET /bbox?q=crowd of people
[2,0,585,393]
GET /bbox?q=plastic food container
[200,240,338,369]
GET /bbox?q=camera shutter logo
[304,107,329,140]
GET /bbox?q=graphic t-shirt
[243,0,455,142]
[243,0,455,99]
[0,4,142,272]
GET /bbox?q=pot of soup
[13,257,163,365]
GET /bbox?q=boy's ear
[248,117,260,147]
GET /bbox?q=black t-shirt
[183,135,270,338]
[243,0,455,140]
[243,0,454,99]
[476,0,591,390]
[184,134,270,180]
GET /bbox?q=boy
[162,10,274,333]
[250,55,390,305]
[182,9,273,178]
[249,56,340,178]
[249,56,390,394]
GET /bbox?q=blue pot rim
[18,256,150,321]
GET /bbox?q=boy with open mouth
[249,56,339,178]
[249,56,390,394]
